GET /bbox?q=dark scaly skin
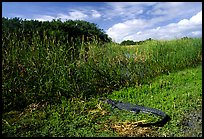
[101,99,171,127]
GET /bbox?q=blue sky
[2,2,202,43]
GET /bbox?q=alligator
[100,99,171,127]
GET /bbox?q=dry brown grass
[106,120,156,137]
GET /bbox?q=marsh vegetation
[2,18,202,137]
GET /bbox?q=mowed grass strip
[108,64,202,137]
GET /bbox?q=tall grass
[77,38,202,89]
[121,39,202,83]
[2,28,202,112]
[2,30,84,111]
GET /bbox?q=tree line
[120,38,153,46]
[2,17,112,45]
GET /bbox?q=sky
[2,2,202,43]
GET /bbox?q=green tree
[120,40,136,45]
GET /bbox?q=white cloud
[192,31,202,36]
[34,10,89,22]
[106,2,156,8]
[147,2,201,23]
[35,15,55,21]
[178,10,202,26]
[106,19,149,42]
[57,10,88,21]
[178,19,189,25]
[106,10,202,43]
[34,9,102,22]
[190,10,202,24]
[104,2,201,25]
[104,2,152,20]
[13,2,201,43]
[137,31,142,35]
[91,10,101,18]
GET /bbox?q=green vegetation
[108,65,202,137]
[2,17,202,137]
[2,65,202,137]
[2,17,111,45]
[2,17,111,112]
[120,40,136,45]
[120,38,153,45]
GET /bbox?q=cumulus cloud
[106,10,202,43]
[106,19,149,42]
[190,10,202,24]
[17,2,201,43]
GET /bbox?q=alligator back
[104,99,170,127]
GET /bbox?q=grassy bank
[2,65,202,137]
[2,18,202,137]
[2,35,202,112]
